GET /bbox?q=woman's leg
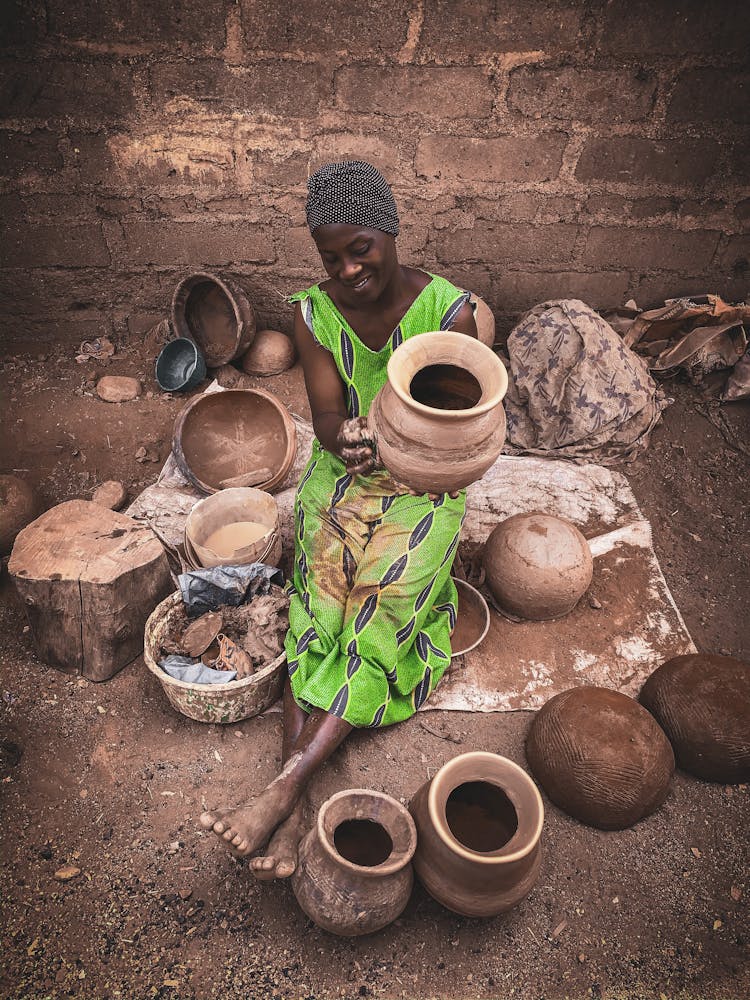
[199,698,351,857]
[250,681,311,879]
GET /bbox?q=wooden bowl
[171,272,256,367]
[172,388,297,495]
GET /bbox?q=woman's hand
[337,417,379,476]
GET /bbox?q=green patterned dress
[284,274,470,728]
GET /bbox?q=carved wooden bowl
[640,653,750,783]
[525,686,675,829]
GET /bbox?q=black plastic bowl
[155,338,207,392]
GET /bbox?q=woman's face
[312,224,398,306]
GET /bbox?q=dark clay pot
[409,752,544,918]
[640,653,750,783]
[291,789,416,937]
[526,686,675,829]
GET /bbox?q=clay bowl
[0,474,39,556]
[155,337,207,392]
[640,653,750,783]
[483,511,593,621]
[450,578,490,658]
[525,686,675,829]
[143,591,286,724]
[171,272,256,367]
[172,388,297,495]
[240,329,296,376]
[185,488,282,569]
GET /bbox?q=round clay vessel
[483,511,593,620]
[172,388,297,494]
[525,686,675,829]
[171,271,256,367]
[0,475,39,556]
[471,295,496,348]
[639,653,750,783]
[292,788,416,937]
[409,751,543,917]
[367,332,508,494]
[240,329,296,376]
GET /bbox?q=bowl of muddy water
[185,487,282,569]
[450,578,490,658]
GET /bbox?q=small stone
[54,865,82,881]
[91,481,127,511]
[587,593,602,609]
[134,447,147,463]
[96,376,142,403]
[37,844,53,860]
[179,888,193,900]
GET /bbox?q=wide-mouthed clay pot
[483,511,593,620]
[171,271,256,367]
[640,653,750,783]
[368,332,508,494]
[292,788,417,937]
[409,752,543,918]
[526,686,675,829]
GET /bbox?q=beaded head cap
[305,160,400,237]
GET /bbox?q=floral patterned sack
[500,299,670,465]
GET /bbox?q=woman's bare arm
[450,300,479,338]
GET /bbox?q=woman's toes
[223,828,236,842]
[276,859,296,878]
[199,812,216,830]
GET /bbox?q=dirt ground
[1,329,749,1000]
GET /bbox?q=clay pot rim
[427,752,544,863]
[450,578,490,658]
[172,388,297,495]
[317,788,417,878]
[185,487,279,565]
[386,331,508,420]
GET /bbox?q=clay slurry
[445,781,518,853]
[409,364,482,411]
[333,819,394,867]
[202,520,270,557]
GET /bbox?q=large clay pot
[409,752,544,918]
[368,332,508,494]
[526,687,675,829]
[171,271,256,367]
[483,511,593,621]
[292,788,417,937]
[640,653,750,783]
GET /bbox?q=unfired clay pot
[409,752,544,918]
[0,475,39,556]
[639,653,750,783]
[292,788,417,937]
[525,686,675,829]
[483,511,593,620]
[367,332,508,494]
[240,329,296,376]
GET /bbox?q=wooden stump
[9,500,172,681]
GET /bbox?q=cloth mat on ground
[128,388,694,713]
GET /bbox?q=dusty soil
[1,331,748,1000]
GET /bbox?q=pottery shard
[525,686,675,830]
[96,375,142,402]
[639,653,750,784]
[91,480,127,511]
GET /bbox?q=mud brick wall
[1,0,749,349]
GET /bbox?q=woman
[200,161,477,877]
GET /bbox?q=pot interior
[445,780,519,853]
[185,280,237,357]
[333,819,394,867]
[409,363,483,411]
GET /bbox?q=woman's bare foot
[199,778,298,857]
[250,798,308,880]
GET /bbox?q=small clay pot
[525,687,675,829]
[639,653,750,783]
[0,475,39,556]
[240,329,296,376]
[483,511,593,620]
[471,295,496,348]
[171,272,256,367]
[291,789,416,937]
[409,751,544,918]
[368,332,508,494]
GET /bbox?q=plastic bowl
[155,338,207,392]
